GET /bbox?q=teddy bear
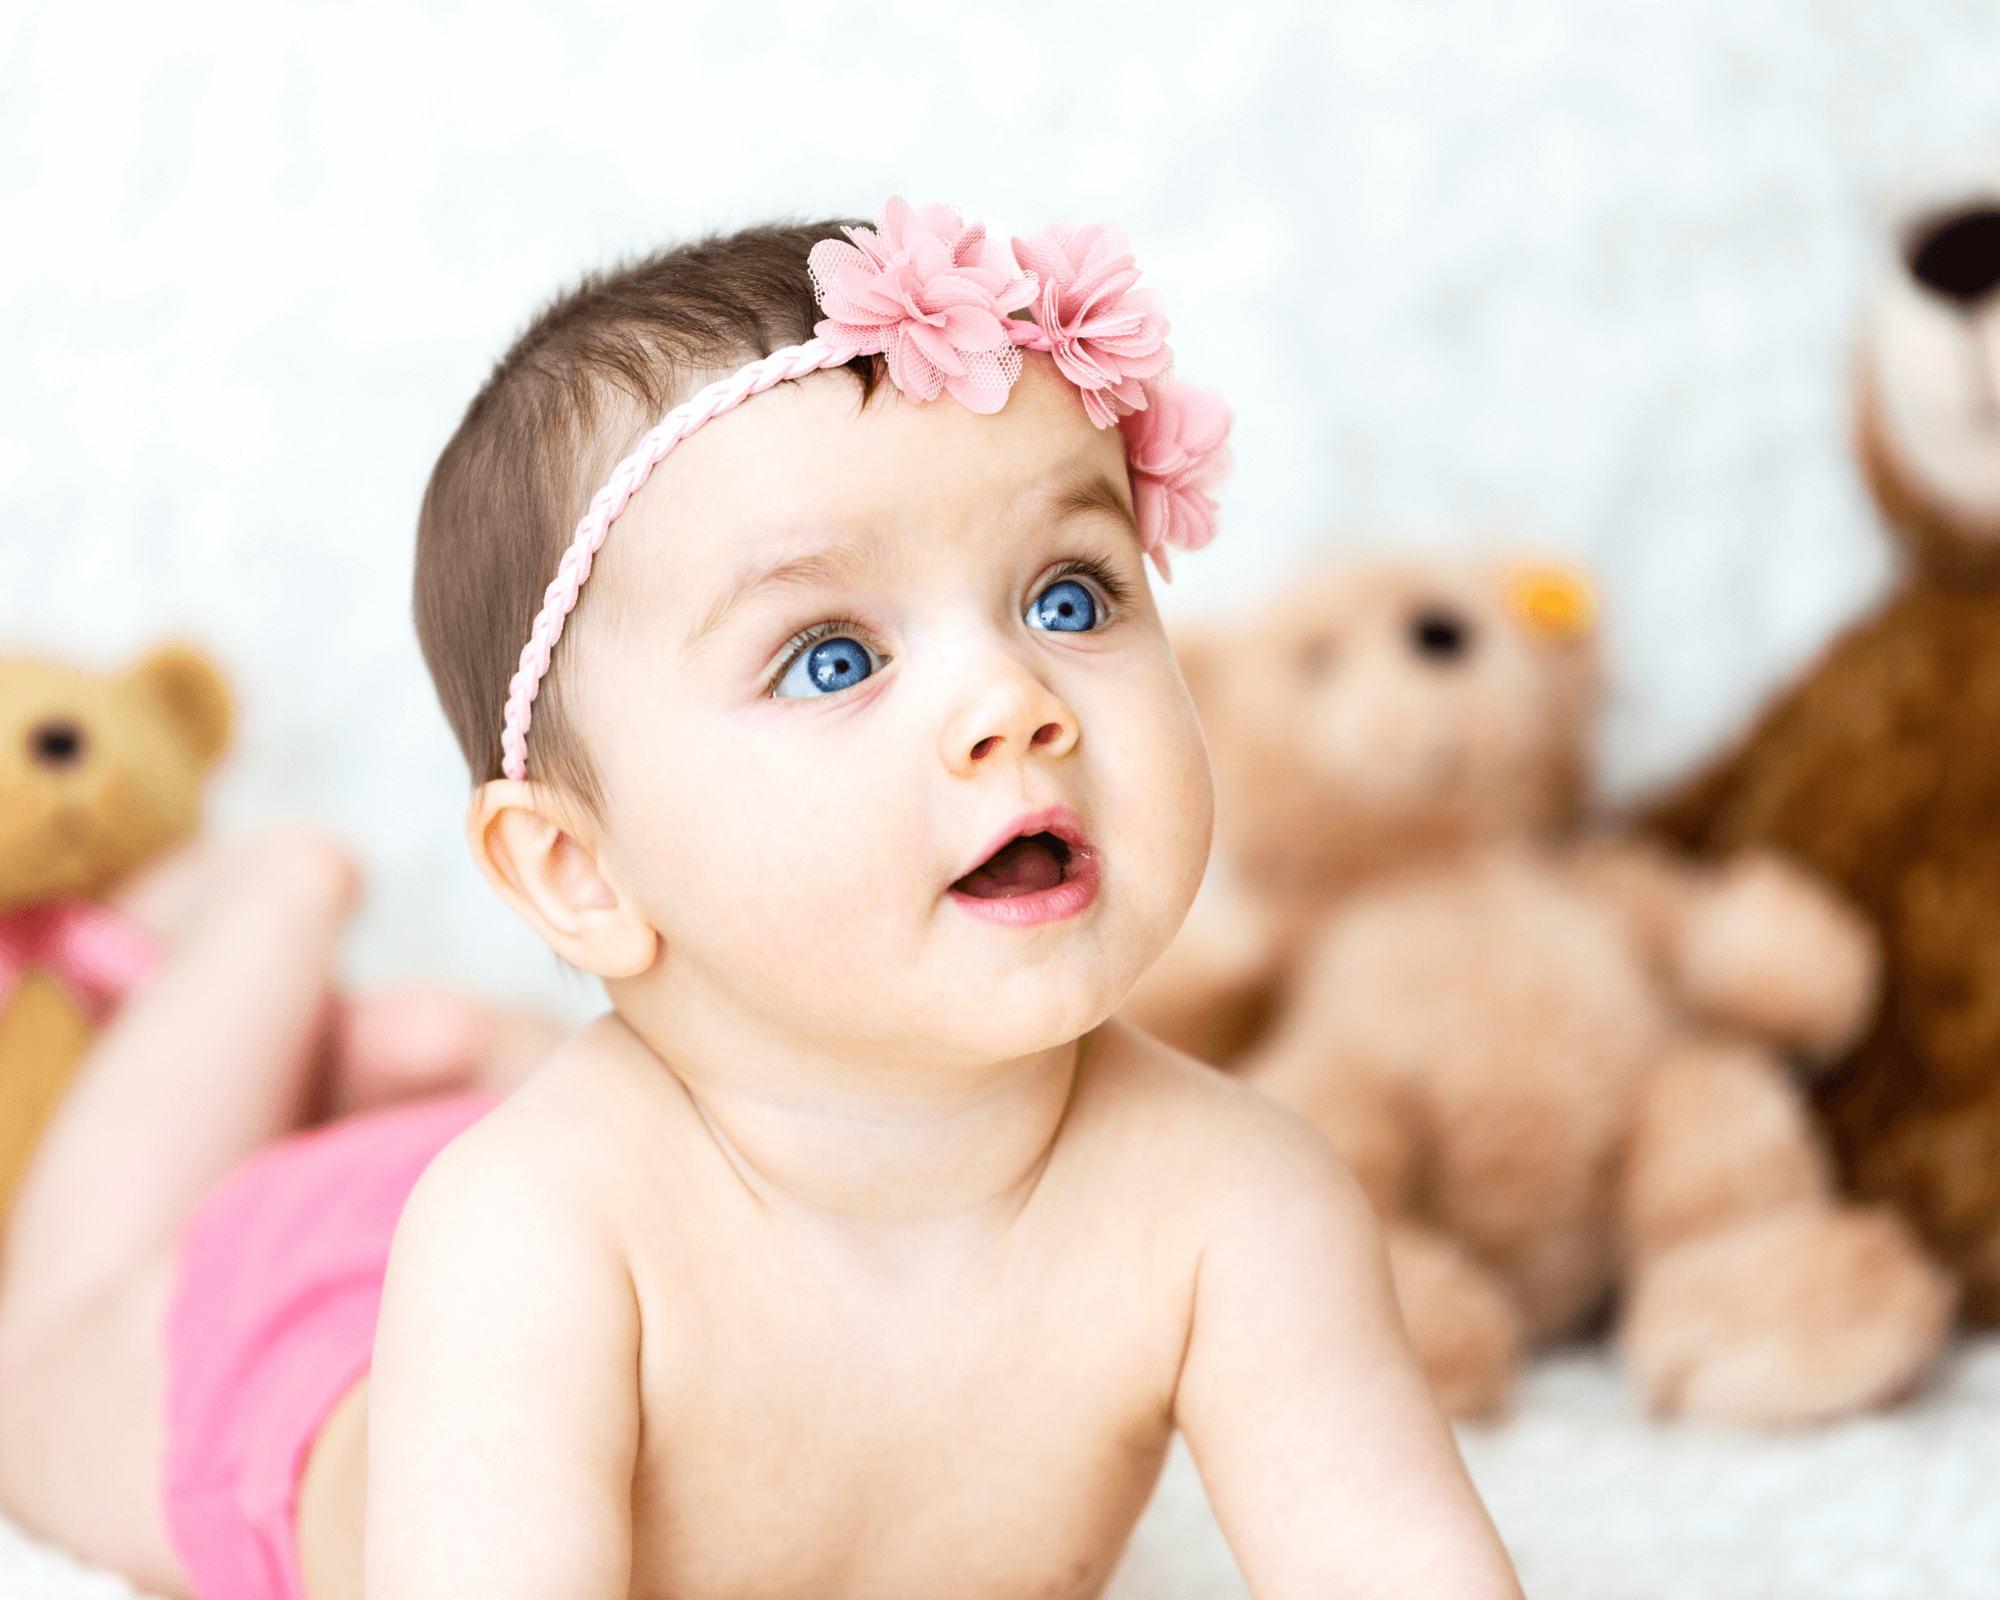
[1644,185,2000,1321]
[1125,559,1602,1065]
[0,645,234,1232]
[1130,554,1955,1421]
[0,646,562,1241]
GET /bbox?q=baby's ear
[467,782,659,979]
[128,644,233,772]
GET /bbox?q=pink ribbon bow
[0,901,157,1024]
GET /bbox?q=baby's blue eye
[1026,579,1099,634]
[776,635,877,698]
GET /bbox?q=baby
[0,201,1522,1599]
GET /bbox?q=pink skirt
[160,1094,495,1600]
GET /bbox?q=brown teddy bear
[0,648,563,1241]
[1645,189,2000,1319]
[1131,555,1954,1421]
[0,646,233,1232]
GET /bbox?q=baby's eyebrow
[683,539,878,652]
[1046,470,1139,536]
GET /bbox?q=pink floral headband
[498,197,1233,783]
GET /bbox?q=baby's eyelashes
[1024,558,1125,636]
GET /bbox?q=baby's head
[415,200,1228,1067]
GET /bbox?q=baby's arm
[365,1121,640,1600]
[1173,1105,1522,1598]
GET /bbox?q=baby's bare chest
[622,1229,1182,1600]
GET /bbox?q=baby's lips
[947,802,1092,889]
[953,835,1070,900]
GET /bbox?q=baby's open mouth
[951,832,1073,899]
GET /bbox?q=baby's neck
[610,986,1085,1232]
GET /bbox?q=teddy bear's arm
[1670,848,1880,1057]
[1566,837,1879,1059]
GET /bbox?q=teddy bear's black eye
[1411,609,1472,662]
[28,718,87,771]
[1907,207,2000,306]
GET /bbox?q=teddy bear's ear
[1500,562,1598,648]
[127,645,234,773]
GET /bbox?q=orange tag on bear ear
[1508,567,1597,642]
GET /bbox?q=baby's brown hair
[414,219,876,804]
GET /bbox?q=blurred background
[4,0,1999,1020]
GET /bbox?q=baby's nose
[969,723,1066,762]
[944,667,1080,775]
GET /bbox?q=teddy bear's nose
[1410,610,1471,661]
[1908,207,2000,307]
[28,718,87,772]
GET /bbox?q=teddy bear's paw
[1676,850,1880,1058]
[1385,1226,1524,1418]
[1624,1201,1956,1425]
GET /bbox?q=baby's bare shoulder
[1071,1020,1366,1222]
[372,1025,664,1421]
[400,1015,697,1255]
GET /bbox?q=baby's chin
[899,986,1128,1073]
[916,919,1179,1062]
[755,918,1156,1072]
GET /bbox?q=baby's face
[573,356,1212,1067]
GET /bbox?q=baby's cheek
[711,762,918,964]
[1103,665,1213,925]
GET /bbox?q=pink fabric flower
[809,198,1039,415]
[1010,222,1173,428]
[1120,380,1233,577]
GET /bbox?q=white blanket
[8,1336,1993,1599]
[1115,1337,2000,1599]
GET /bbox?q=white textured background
[6,6,2000,1594]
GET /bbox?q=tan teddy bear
[0,647,562,1242]
[1127,561,1600,1064]
[1131,556,1955,1422]
[0,646,233,1232]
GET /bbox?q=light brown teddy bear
[0,647,561,1241]
[0,646,233,1230]
[1131,556,1955,1423]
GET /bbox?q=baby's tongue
[955,834,1066,899]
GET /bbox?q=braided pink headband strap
[498,338,849,780]
[497,198,1232,784]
